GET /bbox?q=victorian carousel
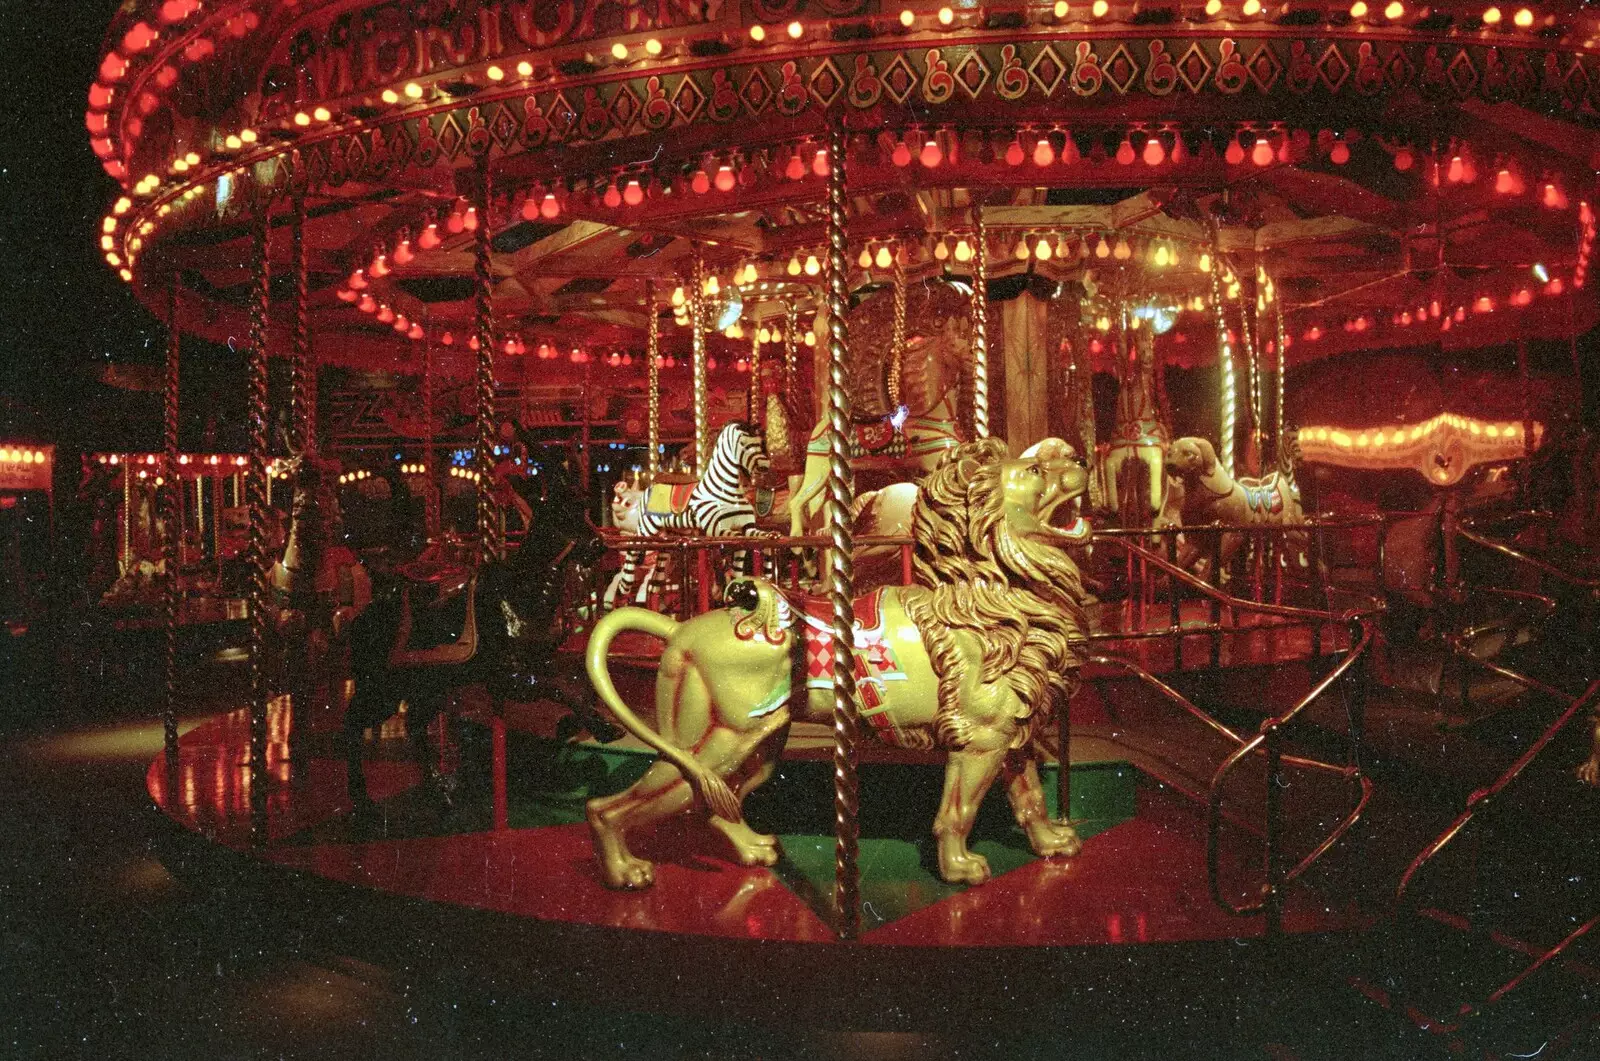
[80,0,1600,1053]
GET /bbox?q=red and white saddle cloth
[798,588,915,747]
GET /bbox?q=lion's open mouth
[1040,490,1093,544]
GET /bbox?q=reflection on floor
[148,692,1362,948]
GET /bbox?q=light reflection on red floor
[149,700,1363,948]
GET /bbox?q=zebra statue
[611,421,769,608]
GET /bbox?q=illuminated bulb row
[0,448,48,464]
[398,463,429,475]
[785,251,825,277]
[856,244,901,271]
[450,467,482,482]
[338,469,373,485]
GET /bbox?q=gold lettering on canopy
[265,0,726,116]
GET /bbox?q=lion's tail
[585,607,740,820]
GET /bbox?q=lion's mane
[904,437,1090,750]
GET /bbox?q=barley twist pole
[970,209,990,438]
[691,248,709,476]
[246,199,272,839]
[161,284,181,767]
[822,123,861,941]
[473,161,500,565]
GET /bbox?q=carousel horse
[1165,435,1306,576]
[610,421,769,606]
[269,452,371,646]
[342,472,609,812]
[786,279,971,538]
[584,438,1093,889]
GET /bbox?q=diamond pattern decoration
[1317,43,1350,92]
[343,136,369,174]
[809,57,844,108]
[1101,43,1139,94]
[1564,58,1590,110]
[609,83,641,131]
[1246,44,1282,92]
[1176,42,1213,93]
[489,103,519,151]
[670,77,705,124]
[881,53,919,103]
[953,49,991,99]
[1028,44,1066,96]
[740,68,773,115]
[1383,48,1414,90]
[546,92,578,139]
[435,112,464,159]
[1446,49,1478,99]
[382,124,413,171]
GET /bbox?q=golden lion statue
[583,437,1094,889]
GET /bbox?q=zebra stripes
[614,421,768,606]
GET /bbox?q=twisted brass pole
[822,123,861,941]
[1240,272,1260,466]
[246,199,272,839]
[161,283,181,766]
[784,299,799,393]
[473,161,500,564]
[646,282,660,476]
[1273,272,1287,466]
[1207,224,1236,479]
[691,247,709,476]
[290,195,313,454]
[422,325,438,537]
[888,253,906,411]
[749,317,762,424]
[970,209,990,438]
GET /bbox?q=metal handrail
[1092,534,1380,931]
[1456,519,1600,591]
[1205,617,1376,930]
[1395,678,1600,905]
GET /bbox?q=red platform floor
[148,697,1363,949]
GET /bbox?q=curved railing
[1456,514,1600,592]
[1094,533,1380,933]
[1395,676,1600,907]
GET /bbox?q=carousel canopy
[88,0,1600,380]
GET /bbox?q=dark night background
[0,0,244,462]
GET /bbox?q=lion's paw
[940,852,992,886]
[1029,820,1082,858]
[607,856,656,890]
[1578,758,1600,786]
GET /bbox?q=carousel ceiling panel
[394,277,478,304]
[492,221,568,255]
